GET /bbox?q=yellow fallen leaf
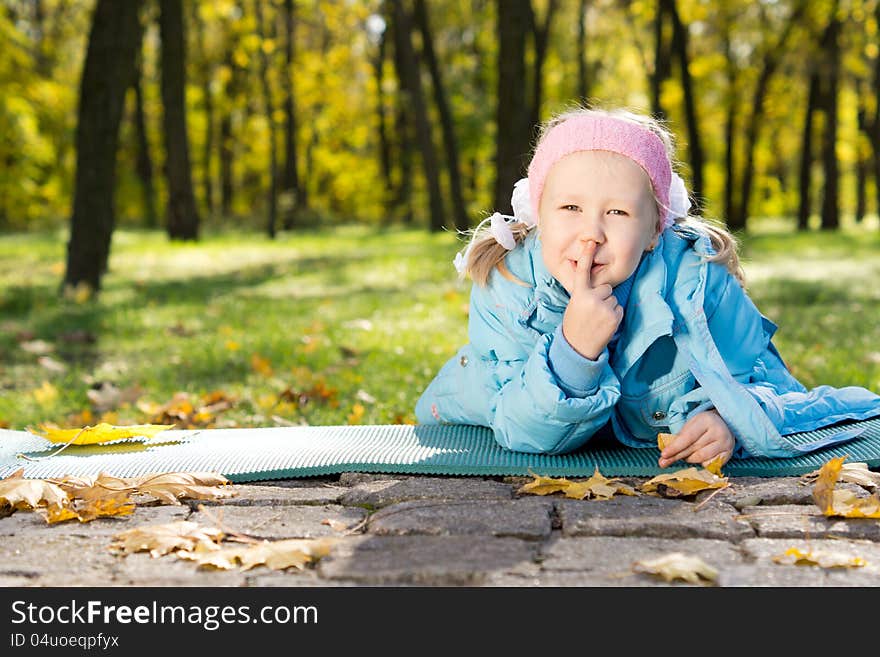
[801,461,880,491]
[518,469,637,500]
[563,468,637,500]
[704,455,725,476]
[110,521,225,557]
[32,381,59,405]
[250,353,273,377]
[632,552,718,584]
[657,432,675,450]
[179,537,335,571]
[45,496,136,524]
[641,466,728,497]
[772,547,867,568]
[0,468,69,511]
[827,489,880,518]
[30,422,175,445]
[811,456,846,514]
[518,473,572,496]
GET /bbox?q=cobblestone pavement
[2,472,880,587]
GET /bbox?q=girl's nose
[577,215,604,243]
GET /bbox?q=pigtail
[458,220,534,287]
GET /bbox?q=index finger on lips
[577,240,597,290]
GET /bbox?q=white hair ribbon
[664,172,691,229]
[510,178,535,227]
[489,212,516,250]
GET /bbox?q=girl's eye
[607,209,629,216]
[561,205,580,212]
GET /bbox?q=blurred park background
[0,0,878,432]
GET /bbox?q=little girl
[416,106,880,467]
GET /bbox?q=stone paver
[339,475,515,508]
[366,498,553,539]
[555,495,754,540]
[189,503,366,539]
[317,535,539,585]
[740,504,880,540]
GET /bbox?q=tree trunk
[390,0,446,231]
[414,0,468,231]
[722,20,736,225]
[731,1,807,231]
[667,0,703,213]
[281,0,302,229]
[871,1,880,226]
[218,34,242,219]
[64,0,143,293]
[494,0,531,214]
[855,81,868,224]
[818,5,840,231]
[372,16,394,219]
[191,4,215,218]
[254,0,278,238]
[797,68,820,231]
[159,0,200,240]
[528,0,557,130]
[132,47,158,228]
[576,0,591,103]
[651,0,671,120]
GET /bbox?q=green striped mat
[2,419,879,482]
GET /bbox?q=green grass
[0,222,878,431]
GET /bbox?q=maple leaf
[641,466,728,498]
[30,422,174,445]
[518,469,637,500]
[657,432,675,451]
[179,537,335,571]
[109,521,225,557]
[632,552,718,584]
[772,547,867,569]
[0,468,69,511]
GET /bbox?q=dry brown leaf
[632,552,718,584]
[128,472,236,505]
[641,466,728,498]
[50,471,235,506]
[109,521,225,557]
[0,468,70,511]
[179,537,335,571]
[519,469,637,500]
[772,547,867,568]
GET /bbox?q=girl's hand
[658,409,735,468]
[561,241,623,361]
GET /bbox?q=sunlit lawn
[1,219,878,431]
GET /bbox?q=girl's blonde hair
[462,106,745,288]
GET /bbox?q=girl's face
[537,150,660,293]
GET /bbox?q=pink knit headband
[527,114,672,225]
